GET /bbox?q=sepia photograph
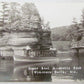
[0,0,84,83]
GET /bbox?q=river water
[0,51,84,82]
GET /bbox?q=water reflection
[13,63,53,81]
[13,52,84,81]
[72,51,84,80]
[0,60,14,82]
[0,51,84,82]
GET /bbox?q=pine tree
[0,2,9,27]
[81,9,84,28]
[9,2,21,23]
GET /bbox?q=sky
[0,0,84,28]
[35,2,84,28]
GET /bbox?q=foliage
[0,2,51,32]
[52,9,84,41]
[0,2,41,31]
[66,18,83,42]
[51,33,67,41]
[8,2,21,23]
[81,9,84,27]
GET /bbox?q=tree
[2,2,43,31]
[66,18,82,41]
[2,2,50,32]
[40,17,50,31]
[81,9,84,28]
[21,3,39,16]
[21,3,41,30]
[8,2,21,23]
[0,2,9,27]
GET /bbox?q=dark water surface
[0,51,84,82]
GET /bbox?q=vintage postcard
[0,0,84,84]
